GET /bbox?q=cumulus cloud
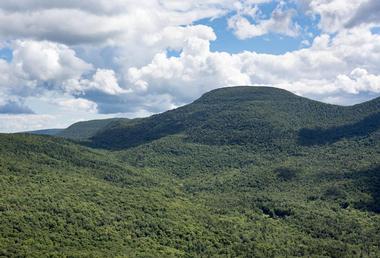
[127,37,251,103]
[0,40,130,98]
[57,98,98,113]
[0,0,234,46]
[11,40,91,82]
[346,0,380,28]
[143,25,217,52]
[334,68,380,94]
[228,4,299,39]
[87,69,126,95]
[127,26,380,106]
[298,0,367,32]
[64,69,127,95]
[0,40,96,102]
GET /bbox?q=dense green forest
[2,86,380,257]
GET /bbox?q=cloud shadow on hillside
[350,165,380,213]
[298,112,380,146]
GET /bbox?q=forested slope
[1,86,380,257]
[89,87,380,150]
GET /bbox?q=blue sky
[0,0,380,132]
[195,2,320,55]
[0,47,12,61]
[196,17,302,54]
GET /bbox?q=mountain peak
[195,86,301,104]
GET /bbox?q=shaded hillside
[298,112,380,145]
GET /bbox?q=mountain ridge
[83,86,380,150]
[26,86,380,144]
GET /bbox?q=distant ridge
[25,128,63,136]
[57,118,130,141]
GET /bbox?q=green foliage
[1,87,380,257]
[88,86,380,150]
[274,167,299,181]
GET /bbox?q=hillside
[1,86,380,257]
[57,118,130,141]
[89,86,380,150]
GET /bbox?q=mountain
[57,118,130,141]
[25,118,132,141]
[25,128,64,136]
[1,86,380,257]
[89,86,380,149]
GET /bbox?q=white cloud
[334,68,380,94]
[0,40,129,99]
[63,69,128,95]
[0,110,118,133]
[143,25,216,51]
[88,69,126,95]
[301,39,311,46]
[0,0,233,46]
[298,0,367,33]
[0,114,55,132]
[0,1,281,70]
[127,37,251,103]
[127,26,380,107]
[0,59,14,87]
[228,4,299,39]
[11,40,91,82]
[0,40,96,103]
[57,98,98,113]
[0,0,239,16]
